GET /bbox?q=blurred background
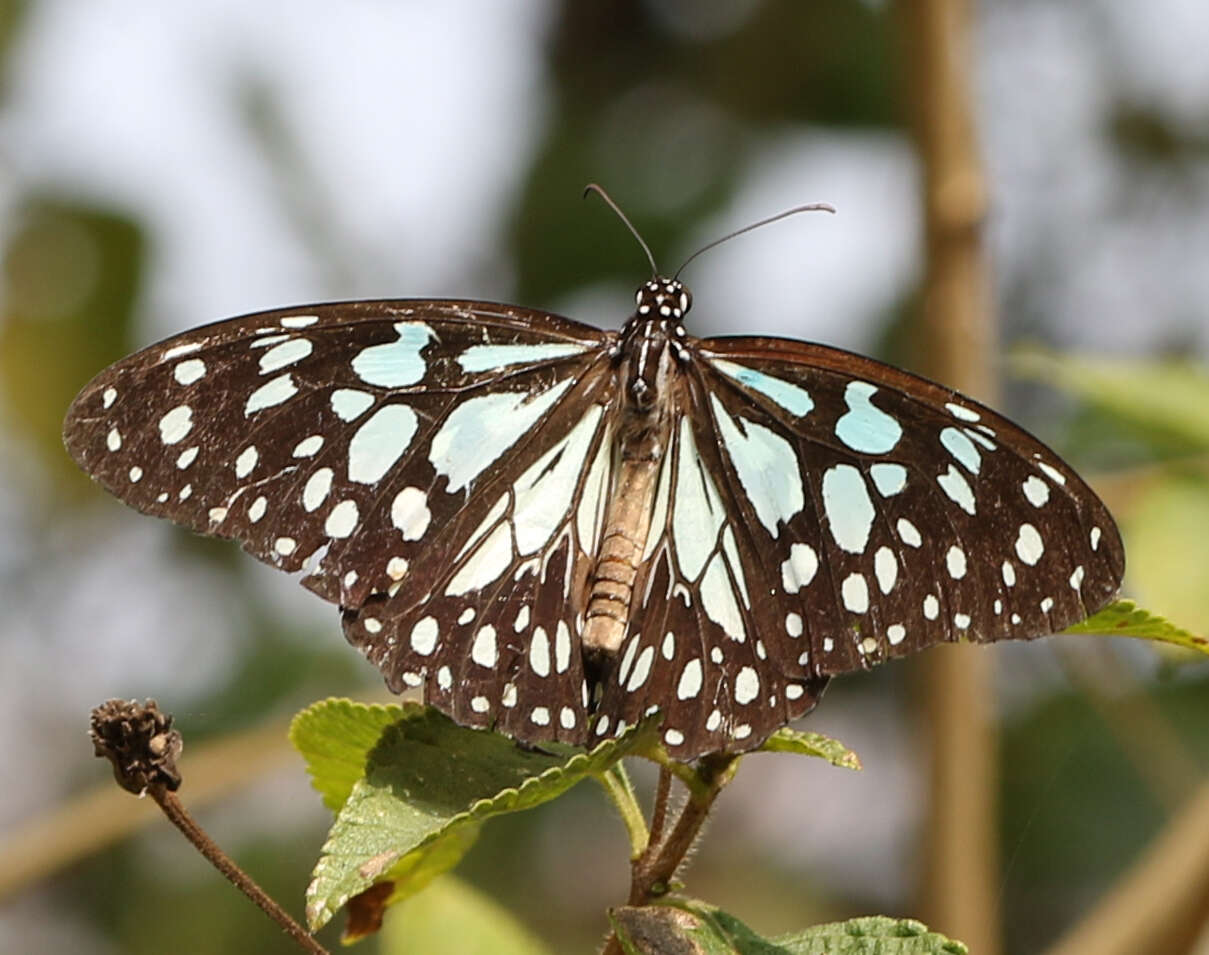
[2,1,1208,953]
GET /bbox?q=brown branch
[897,1,1000,953]
[89,699,328,955]
[602,754,739,955]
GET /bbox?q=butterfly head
[635,277,692,322]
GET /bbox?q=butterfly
[62,208,1124,760]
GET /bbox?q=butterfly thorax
[581,278,690,660]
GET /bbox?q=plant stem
[602,754,740,955]
[597,763,650,859]
[150,784,329,955]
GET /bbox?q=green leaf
[303,702,646,931]
[1063,598,1208,655]
[757,728,861,770]
[289,698,407,812]
[610,901,966,954]
[1120,473,1209,641]
[1010,349,1209,452]
[377,875,554,955]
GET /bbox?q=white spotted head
[635,278,692,322]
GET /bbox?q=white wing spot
[363,618,382,634]
[1069,565,1085,590]
[530,627,551,677]
[274,536,296,556]
[1002,560,1016,586]
[875,546,898,593]
[896,518,922,548]
[102,387,117,408]
[734,666,760,705]
[176,446,199,469]
[560,707,576,730]
[514,605,531,632]
[208,506,227,523]
[530,706,551,726]
[162,342,202,360]
[458,607,475,625]
[677,659,703,700]
[706,710,722,732]
[293,435,324,457]
[937,464,977,515]
[842,573,869,614]
[173,358,206,385]
[661,631,675,660]
[733,724,752,740]
[946,546,967,580]
[178,484,192,501]
[248,496,268,522]
[410,617,438,655]
[822,464,875,554]
[129,466,143,483]
[923,594,940,620]
[106,427,121,452]
[954,613,971,629]
[471,626,497,668]
[280,314,319,329]
[701,553,745,641]
[325,500,359,538]
[391,487,431,541]
[386,557,408,580]
[664,729,685,746]
[1023,475,1050,507]
[781,543,819,593]
[158,405,193,444]
[859,636,878,655]
[626,646,656,692]
[471,696,490,714]
[437,666,453,691]
[555,621,572,673]
[786,684,805,700]
[245,374,297,415]
[946,402,980,422]
[502,683,517,707]
[302,468,333,512]
[1090,526,1102,551]
[887,623,906,645]
[258,338,312,374]
[1041,596,1055,613]
[1037,461,1067,485]
[785,612,803,637]
[234,445,258,479]
[1016,523,1045,565]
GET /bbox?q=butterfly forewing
[691,337,1123,674]
[63,299,612,609]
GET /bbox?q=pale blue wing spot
[351,322,434,387]
[710,358,815,417]
[258,338,313,375]
[869,462,907,497]
[834,381,902,454]
[245,374,297,415]
[709,394,803,537]
[940,427,982,474]
[671,418,726,581]
[937,464,977,515]
[821,464,875,554]
[348,404,419,484]
[331,388,375,421]
[429,379,574,493]
[457,342,590,372]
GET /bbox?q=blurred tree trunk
[897,2,1000,954]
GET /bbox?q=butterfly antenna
[673,202,836,280]
[584,183,659,278]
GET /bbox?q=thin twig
[648,767,673,851]
[150,785,329,955]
